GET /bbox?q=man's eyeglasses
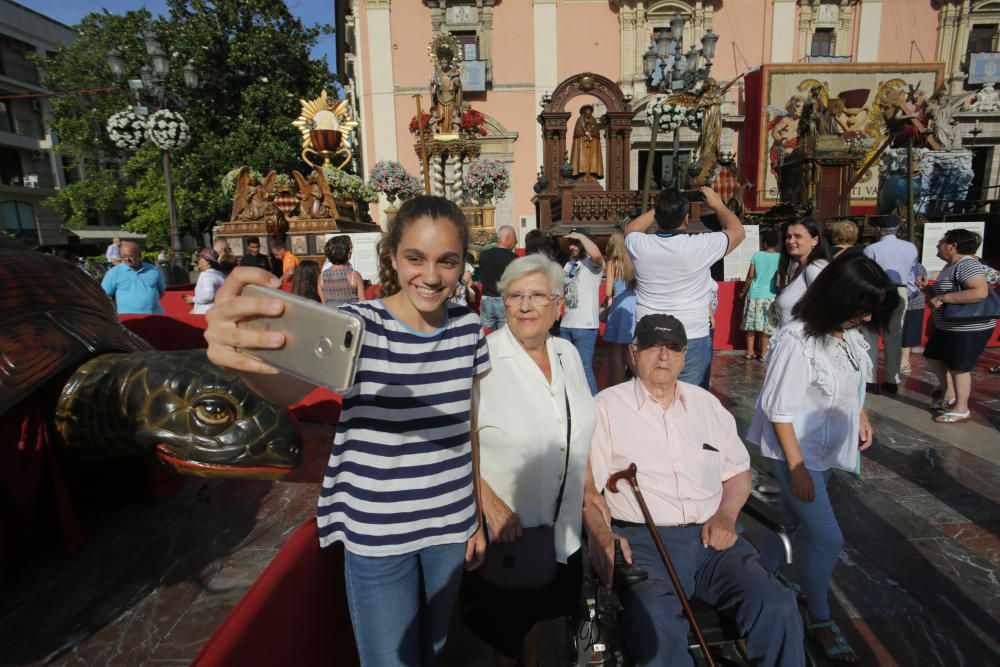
[503,292,559,307]
[119,253,138,259]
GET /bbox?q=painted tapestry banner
[755,64,944,209]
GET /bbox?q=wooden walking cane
[607,463,718,667]
[413,94,432,195]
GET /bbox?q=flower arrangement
[409,112,432,136]
[221,167,262,196]
[322,164,379,203]
[368,160,417,202]
[645,97,687,133]
[396,174,424,202]
[107,109,147,150]
[684,107,705,132]
[146,109,191,151]
[843,131,874,156]
[460,108,488,137]
[466,159,511,203]
[272,173,293,191]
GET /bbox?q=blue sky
[17,0,338,71]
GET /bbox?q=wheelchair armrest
[741,495,796,566]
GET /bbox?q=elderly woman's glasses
[503,292,559,307]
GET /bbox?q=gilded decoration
[292,90,359,169]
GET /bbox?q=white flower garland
[645,97,687,133]
[146,109,191,151]
[107,110,147,151]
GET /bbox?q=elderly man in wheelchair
[582,315,804,666]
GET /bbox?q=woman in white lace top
[749,253,900,663]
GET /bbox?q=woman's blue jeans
[759,460,843,620]
[344,541,466,666]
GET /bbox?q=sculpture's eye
[193,398,235,426]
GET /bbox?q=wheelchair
[567,493,822,667]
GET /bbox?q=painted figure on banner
[570,105,604,180]
[767,95,804,177]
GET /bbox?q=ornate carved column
[452,154,464,205]
[444,152,459,201]
[539,112,571,192]
[606,110,635,192]
[432,154,446,197]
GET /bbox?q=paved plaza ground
[1,348,998,666]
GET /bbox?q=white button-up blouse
[475,326,596,563]
[747,321,870,473]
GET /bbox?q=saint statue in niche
[570,105,604,180]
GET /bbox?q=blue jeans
[759,461,842,620]
[559,327,598,394]
[480,296,506,330]
[344,542,466,667]
[678,334,712,389]
[617,524,804,666]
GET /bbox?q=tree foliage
[41,0,334,249]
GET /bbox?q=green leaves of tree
[41,0,335,249]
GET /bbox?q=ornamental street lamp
[641,14,718,209]
[106,30,197,286]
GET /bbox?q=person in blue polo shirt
[101,241,165,314]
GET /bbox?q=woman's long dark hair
[776,217,831,292]
[792,253,900,337]
[292,260,322,302]
[377,196,469,297]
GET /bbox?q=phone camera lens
[315,337,333,358]
[343,330,354,348]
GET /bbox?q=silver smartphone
[237,285,365,393]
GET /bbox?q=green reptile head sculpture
[0,238,302,479]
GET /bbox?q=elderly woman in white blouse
[749,253,899,664]
[183,248,226,314]
[462,253,596,667]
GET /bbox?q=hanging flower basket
[645,96,687,133]
[146,109,191,151]
[107,109,147,151]
[466,159,510,204]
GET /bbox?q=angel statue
[230,168,278,221]
[927,88,976,150]
[293,169,337,220]
[692,76,743,184]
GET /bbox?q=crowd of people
[89,191,996,666]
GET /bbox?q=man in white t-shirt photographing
[560,229,604,394]
[625,187,745,389]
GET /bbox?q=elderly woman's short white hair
[497,253,564,297]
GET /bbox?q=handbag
[477,357,572,590]
[941,260,1000,323]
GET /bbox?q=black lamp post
[106,31,198,285]
[640,15,718,209]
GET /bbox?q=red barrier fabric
[191,519,359,667]
[0,395,83,576]
[742,69,764,211]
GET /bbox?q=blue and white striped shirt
[317,300,491,556]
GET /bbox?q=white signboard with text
[724,225,760,281]
[921,221,985,275]
[327,232,382,282]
